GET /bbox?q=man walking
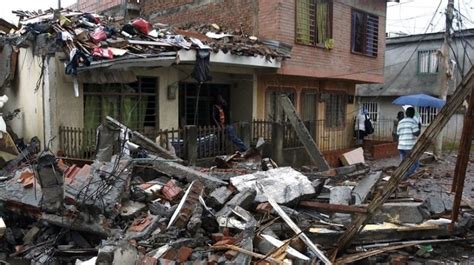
[212,95,248,152]
[397,107,420,177]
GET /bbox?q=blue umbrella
[392,93,445,108]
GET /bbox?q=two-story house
[139,0,387,152]
[3,1,389,164]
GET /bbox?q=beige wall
[4,48,45,144]
[48,55,85,151]
[134,67,180,130]
[5,51,262,153]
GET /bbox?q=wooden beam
[257,183,333,265]
[299,201,368,214]
[105,116,182,162]
[450,81,474,227]
[332,67,474,258]
[278,95,330,171]
[211,244,283,264]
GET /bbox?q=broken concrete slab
[352,171,383,205]
[206,186,233,210]
[340,147,365,166]
[145,158,227,189]
[120,200,147,219]
[215,189,256,217]
[230,167,315,204]
[65,157,133,218]
[330,186,353,224]
[112,242,138,265]
[36,152,64,213]
[371,202,431,224]
[330,186,352,205]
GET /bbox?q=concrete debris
[230,167,315,204]
[371,202,431,224]
[0,121,471,264]
[352,171,383,205]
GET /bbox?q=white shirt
[354,113,366,131]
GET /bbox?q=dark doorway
[179,83,231,127]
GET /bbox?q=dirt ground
[363,151,474,264]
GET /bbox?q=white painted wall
[4,48,45,144]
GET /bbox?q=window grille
[325,93,347,128]
[417,106,438,125]
[296,0,332,46]
[362,102,378,122]
[351,9,379,57]
[418,50,438,74]
[83,77,158,132]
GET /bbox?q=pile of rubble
[5,8,288,67]
[0,116,472,264]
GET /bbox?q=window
[301,90,318,121]
[418,50,438,74]
[418,106,438,125]
[351,9,379,57]
[265,89,296,122]
[296,0,332,46]
[362,102,378,122]
[83,77,158,132]
[324,93,346,128]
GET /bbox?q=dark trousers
[399,149,419,177]
[225,125,248,152]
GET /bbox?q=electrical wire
[343,0,444,117]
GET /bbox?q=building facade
[140,0,388,151]
[357,29,474,144]
[3,1,390,164]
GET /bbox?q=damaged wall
[4,48,45,144]
[48,54,85,152]
[141,0,259,36]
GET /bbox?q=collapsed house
[0,109,472,264]
[0,6,473,265]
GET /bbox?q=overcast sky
[387,0,474,35]
[1,0,473,35]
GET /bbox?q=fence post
[238,122,251,148]
[272,122,284,165]
[184,125,198,166]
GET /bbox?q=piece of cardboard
[340,147,365,166]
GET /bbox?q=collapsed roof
[6,9,289,72]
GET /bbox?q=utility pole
[58,0,61,9]
[435,0,454,158]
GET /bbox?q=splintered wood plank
[278,95,330,171]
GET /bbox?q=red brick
[161,180,182,202]
[177,246,193,263]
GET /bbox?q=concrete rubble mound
[0,119,472,264]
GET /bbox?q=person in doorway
[212,95,248,152]
[397,107,420,177]
[392,111,405,142]
[354,108,368,145]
